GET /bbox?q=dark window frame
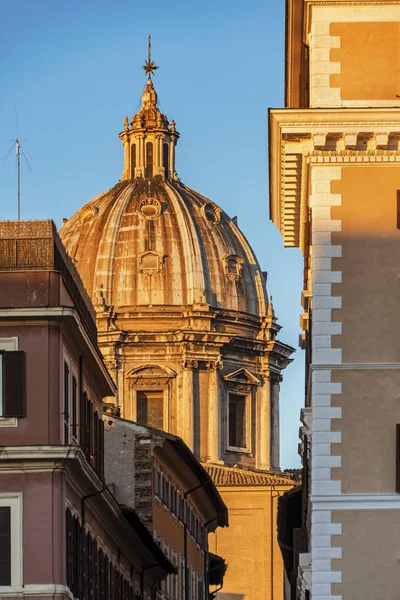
[0,350,26,419]
[136,389,164,430]
[0,506,11,586]
[227,392,248,450]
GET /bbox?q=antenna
[16,139,21,220]
[3,137,32,220]
[2,107,32,220]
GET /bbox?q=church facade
[61,61,295,600]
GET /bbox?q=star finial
[142,34,158,79]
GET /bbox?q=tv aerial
[1,108,32,220]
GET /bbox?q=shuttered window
[171,550,178,600]
[66,508,136,599]
[1,351,26,419]
[79,393,104,475]
[64,362,70,443]
[0,507,11,585]
[72,376,78,440]
[80,391,87,456]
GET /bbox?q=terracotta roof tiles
[202,463,296,487]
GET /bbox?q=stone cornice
[269,108,400,248]
[0,307,115,395]
[0,445,168,571]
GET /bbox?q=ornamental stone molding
[138,197,162,220]
[182,359,198,370]
[269,108,400,249]
[126,364,176,387]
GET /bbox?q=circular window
[79,204,98,225]
[205,209,217,223]
[139,198,162,220]
[203,202,220,224]
[141,204,159,218]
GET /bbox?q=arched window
[163,143,169,177]
[145,142,153,178]
[130,144,136,178]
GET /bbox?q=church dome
[58,50,294,477]
[60,77,268,319]
[60,177,268,316]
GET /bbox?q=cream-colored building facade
[60,70,295,599]
[270,1,400,598]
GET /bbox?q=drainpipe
[209,583,223,599]
[80,466,107,594]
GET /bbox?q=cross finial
[142,34,159,79]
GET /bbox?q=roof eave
[170,438,229,528]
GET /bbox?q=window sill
[0,417,17,428]
[226,445,252,454]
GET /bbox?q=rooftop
[0,219,97,342]
[202,463,297,487]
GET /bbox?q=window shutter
[94,411,99,472]
[86,394,92,460]
[3,351,26,418]
[100,418,105,476]
[93,538,99,600]
[396,424,400,493]
[66,509,73,588]
[72,514,80,596]
[64,362,70,443]
[99,549,105,600]
[104,555,110,600]
[0,506,11,586]
[88,400,94,463]
[80,391,87,456]
[72,376,77,440]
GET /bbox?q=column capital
[261,369,283,384]
[205,360,223,371]
[182,359,198,370]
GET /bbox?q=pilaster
[205,360,223,463]
[180,360,198,450]
[270,371,282,470]
[258,372,272,470]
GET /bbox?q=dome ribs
[60,178,269,319]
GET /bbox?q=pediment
[127,364,176,387]
[137,250,165,273]
[224,368,259,385]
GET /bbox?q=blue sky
[0,0,304,468]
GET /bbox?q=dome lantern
[119,37,180,182]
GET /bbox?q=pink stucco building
[0,220,174,599]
